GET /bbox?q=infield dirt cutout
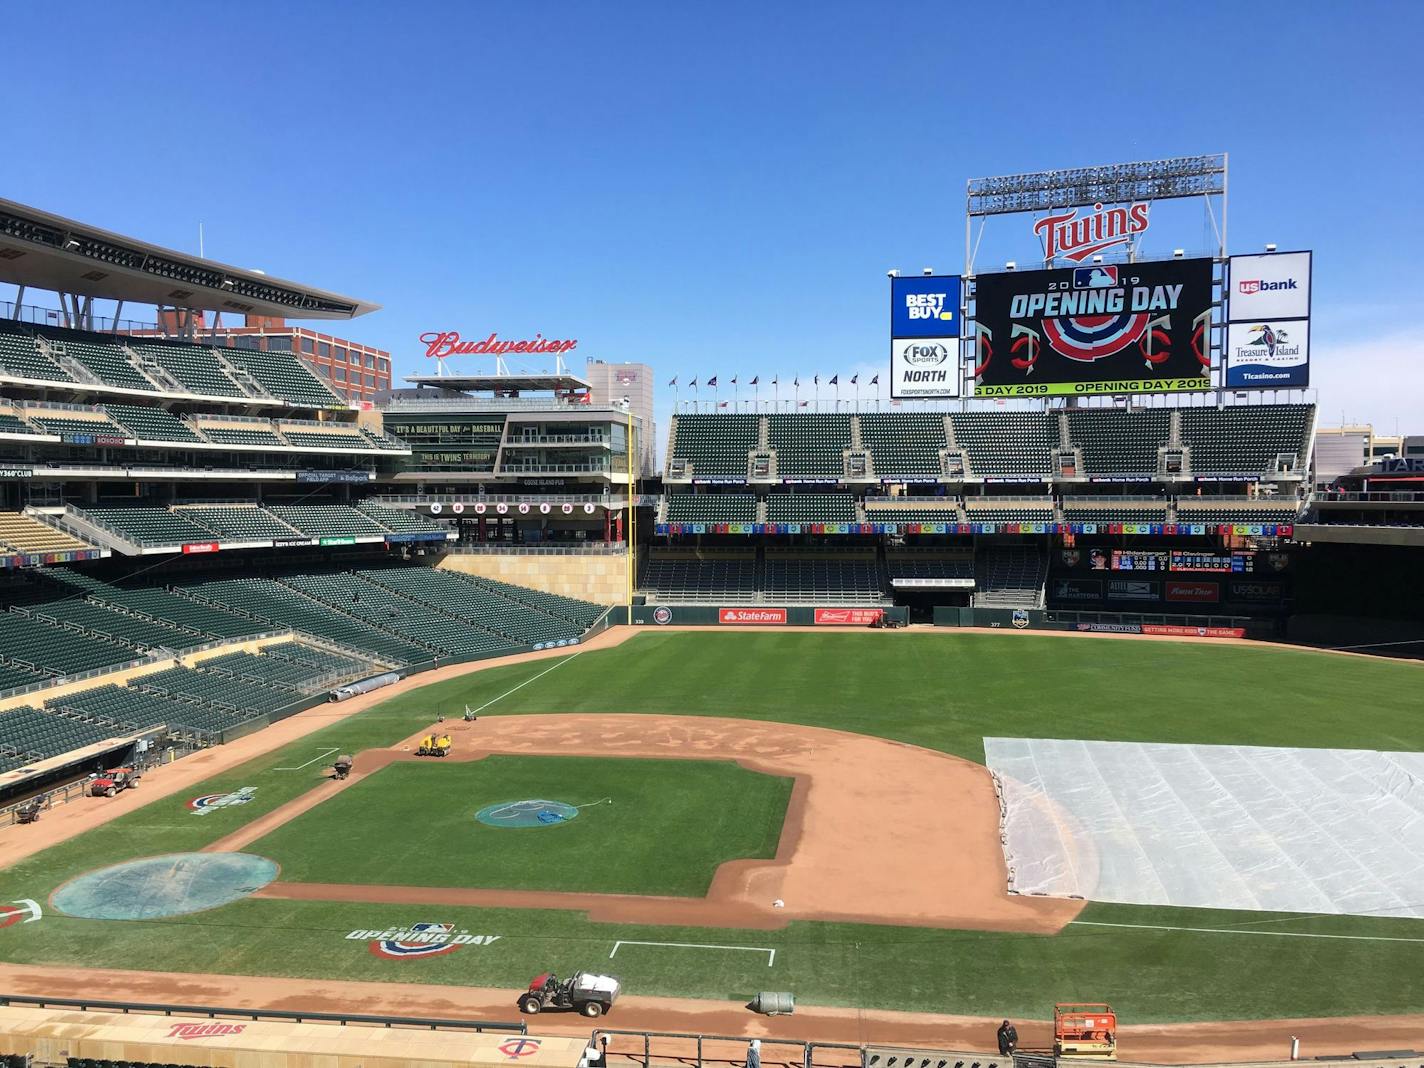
[208,713,1082,933]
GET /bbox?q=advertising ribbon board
[718,608,787,625]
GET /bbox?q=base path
[237,713,1080,933]
[0,962,1417,1066]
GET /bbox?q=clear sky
[4,0,1422,437]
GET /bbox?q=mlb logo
[1073,265,1118,289]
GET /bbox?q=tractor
[332,755,354,780]
[416,733,451,758]
[89,767,140,798]
[519,971,621,1018]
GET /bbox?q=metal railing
[374,493,619,506]
[445,541,627,556]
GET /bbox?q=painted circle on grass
[475,799,580,828]
[52,852,278,920]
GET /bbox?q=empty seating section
[279,424,368,449]
[951,412,1058,479]
[79,506,216,546]
[94,587,261,640]
[767,414,851,477]
[182,576,433,665]
[43,335,155,391]
[886,552,975,581]
[640,551,757,602]
[102,404,204,442]
[964,499,1056,523]
[263,640,370,678]
[359,567,584,645]
[192,422,286,446]
[178,506,301,541]
[129,340,245,397]
[1062,503,1170,523]
[864,503,965,523]
[0,611,135,676]
[665,494,757,524]
[225,346,341,406]
[0,321,72,382]
[0,661,44,693]
[30,599,194,650]
[0,707,122,770]
[1180,404,1313,476]
[1067,409,1170,477]
[764,551,886,604]
[197,650,310,691]
[355,502,446,533]
[24,408,121,438]
[470,575,606,627]
[974,547,1048,608]
[0,513,94,554]
[669,414,758,477]
[47,685,177,733]
[766,494,857,523]
[361,428,405,450]
[0,407,38,435]
[268,505,389,538]
[279,571,506,656]
[135,664,285,718]
[1176,503,1301,525]
[861,412,944,477]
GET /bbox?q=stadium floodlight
[966,153,1227,216]
[923,267,933,275]
[887,269,900,278]
[1173,249,1185,258]
[1265,243,1278,252]
[1092,255,1104,264]
[1005,261,1016,271]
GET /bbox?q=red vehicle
[89,767,141,798]
[519,971,621,1017]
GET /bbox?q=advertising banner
[891,338,960,399]
[1107,578,1160,602]
[1225,319,1310,388]
[891,275,963,338]
[1228,580,1285,604]
[718,607,787,625]
[1165,579,1220,604]
[1051,577,1103,602]
[181,542,220,554]
[1142,623,1247,639]
[1228,252,1311,320]
[813,607,885,625]
[972,258,1213,397]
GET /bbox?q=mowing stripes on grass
[609,940,777,966]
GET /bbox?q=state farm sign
[718,608,787,625]
[814,608,885,625]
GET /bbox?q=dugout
[0,1006,583,1068]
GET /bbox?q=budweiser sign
[420,332,577,358]
[1032,202,1150,262]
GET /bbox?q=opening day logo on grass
[351,921,502,959]
[188,787,257,814]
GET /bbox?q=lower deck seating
[973,547,1048,608]
[763,552,886,604]
[639,551,757,602]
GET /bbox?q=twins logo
[0,899,42,928]
[188,787,257,815]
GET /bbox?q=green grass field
[251,755,792,895]
[2,631,1422,1023]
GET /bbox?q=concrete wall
[438,552,626,604]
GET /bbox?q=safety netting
[984,738,1424,917]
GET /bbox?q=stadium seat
[665,493,758,524]
[667,413,759,478]
[766,414,853,478]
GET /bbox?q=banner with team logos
[972,258,1214,397]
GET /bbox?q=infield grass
[2,631,1422,1022]
[249,755,792,895]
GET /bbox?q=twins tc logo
[188,787,256,815]
[0,899,42,928]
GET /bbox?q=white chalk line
[1329,638,1424,651]
[610,940,776,966]
[1069,919,1424,943]
[465,647,590,716]
[275,747,339,771]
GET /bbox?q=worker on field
[997,1020,1018,1057]
[746,1040,761,1068]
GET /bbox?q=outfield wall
[631,605,909,626]
[933,606,1278,639]
[439,551,627,603]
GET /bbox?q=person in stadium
[746,1039,761,1068]
[997,1019,1018,1056]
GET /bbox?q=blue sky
[4,0,1422,435]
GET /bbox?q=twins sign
[890,274,962,399]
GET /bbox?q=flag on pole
[689,378,698,389]
[870,375,879,385]
[668,376,677,387]
[850,375,858,385]
[829,375,838,386]
[707,376,718,388]
[750,376,759,386]
[731,376,737,385]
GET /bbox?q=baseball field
[2,629,1422,1036]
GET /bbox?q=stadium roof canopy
[403,371,590,392]
[0,198,378,320]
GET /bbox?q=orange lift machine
[1053,1003,1117,1060]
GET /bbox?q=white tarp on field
[984,738,1424,918]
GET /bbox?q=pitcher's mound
[53,852,279,920]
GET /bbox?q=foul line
[275,747,339,771]
[1329,638,1424,651]
[1069,920,1424,944]
[610,940,776,966]
[464,647,589,716]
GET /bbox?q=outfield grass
[250,755,792,895]
[1,631,1421,1023]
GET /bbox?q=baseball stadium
[0,144,1422,1068]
